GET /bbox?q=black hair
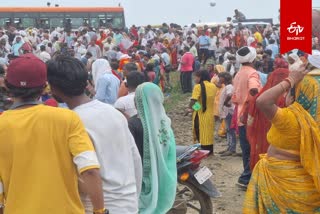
[194,70,211,112]
[264,49,273,57]
[269,39,275,44]
[40,45,46,52]
[0,65,4,75]
[126,71,145,89]
[218,72,233,85]
[110,59,119,70]
[5,81,45,101]
[124,62,138,72]
[146,63,154,71]
[86,51,93,57]
[183,46,190,52]
[227,55,236,61]
[255,60,263,70]
[46,55,88,96]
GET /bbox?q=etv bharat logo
[287,22,304,35]
[286,22,305,41]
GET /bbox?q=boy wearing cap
[0,53,107,214]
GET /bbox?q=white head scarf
[308,50,320,69]
[288,53,303,72]
[236,46,257,64]
[92,59,112,89]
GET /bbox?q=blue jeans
[238,126,251,185]
[225,113,236,152]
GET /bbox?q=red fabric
[274,57,289,69]
[118,58,130,71]
[111,70,122,81]
[44,98,58,107]
[246,68,289,170]
[96,33,107,49]
[280,0,312,54]
[130,27,139,39]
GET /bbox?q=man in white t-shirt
[47,56,142,214]
[209,32,218,60]
[38,45,51,62]
[162,28,175,42]
[114,71,145,119]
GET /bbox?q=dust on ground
[166,95,245,214]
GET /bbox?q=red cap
[6,53,47,88]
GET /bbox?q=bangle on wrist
[279,82,287,93]
[284,77,295,88]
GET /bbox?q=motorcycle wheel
[177,180,213,214]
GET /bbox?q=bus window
[50,18,64,28]
[65,13,88,30]
[40,13,64,29]
[39,18,50,29]
[106,13,124,29]
[0,18,11,28]
[71,18,82,29]
[106,17,113,28]
[21,18,35,28]
[13,18,22,29]
[14,12,38,29]
[90,13,106,28]
[83,18,89,27]
[112,17,123,29]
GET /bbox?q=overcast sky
[1,0,319,26]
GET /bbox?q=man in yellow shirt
[0,53,107,214]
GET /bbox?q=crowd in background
[0,8,320,214]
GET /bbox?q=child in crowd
[218,72,236,156]
[145,63,156,83]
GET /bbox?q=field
[165,72,245,214]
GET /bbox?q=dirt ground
[167,95,245,214]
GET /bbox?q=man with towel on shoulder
[297,50,320,127]
[232,46,262,188]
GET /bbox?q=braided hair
[194,70,211,112]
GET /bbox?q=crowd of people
[0,8,320,213]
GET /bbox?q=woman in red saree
[246,66,289,170]
[170,38,178,70]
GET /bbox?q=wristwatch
[93,208,109,214]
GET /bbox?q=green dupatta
[135,82,177,214]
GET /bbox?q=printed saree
[243,103,320,213]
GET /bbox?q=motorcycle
[174,144,221,214]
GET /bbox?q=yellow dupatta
[289,102,320,192]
